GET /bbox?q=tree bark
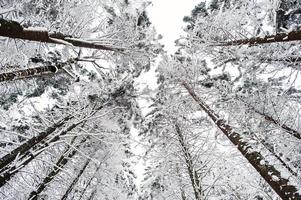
[87,189,97,200]
[213,30,301,46]
[60,157,92,200]
[28,136,86,200]
[0,63,64,83]
[175,123,202,200]
[257,136,298,177]
[182,81,301,200]
[0,115,73,172]
[0,19,125,52]
[78,163,102,200]
[240,99,301,140]
[0,118,83,187]
[0,99,108,185]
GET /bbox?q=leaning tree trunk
[60,157,93,200]
[28,136,87,200]
[176,164,187,200]
[0,100,108,187]
[78,162,102,200]
[0,62,66,83]
[239,98,301,140]
[87,189,97,200]
[0,19,124,52]
[0,114,73,172]
[213,30,301,46]
[256,136,298,177]
[0,117,84,187]
[175,123,202,200]
[182,81,301,200]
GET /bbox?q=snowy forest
[0,0,300,199]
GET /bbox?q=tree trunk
[28,136,86,200]
[175,123,202,200]
[240,99,301,140]
[60,157,92,200]
[0,118,83,187]
[0,100,107,187]
[87,189,97,200]
[78,163,102,200]
[0,19,124,52]
[176,164,187,200]
[257,136,298,177]
[213,30,301,46]
[0,63,65,83]
[182,81,301,200]
[0,115,73,172]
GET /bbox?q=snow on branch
[0,19,125,52]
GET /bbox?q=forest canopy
[0,0,300,200]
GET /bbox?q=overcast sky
[135,1,199,91]
[147,0,199,53]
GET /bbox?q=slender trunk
[87,189,97,200]
[257,136,298,177]
[78,163,102,200]
[0,19,124,52]
[176,164,187,200]
[60,157,92,200]
[213,30,301,46]
[240,99,301,140]
[0,118,82,187]
[28,136,86,200]
[182,81,301,200]
[0,101,107,187]
[260,57,301,63]
[0,115,73,172]
[175,123,202,200]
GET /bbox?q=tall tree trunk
[60,157,92,200]
[213,30,301,46]
[176,164,187,200]
[256,136,298,177]
[240,98,301,140]
[87,189,97,200]
[182,81,301,200]
[0,101,107,187]
[28,136,87,200]
[0,63,65,83]
[175,123,202,200]
[78,163,102,200]
[0,19,124,52]
[0,114,73,172]
[0,118,83,187]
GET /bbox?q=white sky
[147,0,200,53]
[135,0,200,92]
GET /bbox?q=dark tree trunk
[78,163,102,200]
[87,189,97,200]
[28,136,87,200]
[176,164,187,200]
[0,63,66,83]
[0,118,83,188]
[175,123,202,200]
[0,115,73,172]
[0,19,124,52]
[240,99,301,140]
[60,157,92,200]
[213,30,301,46]
[260,57,301,64]
[257,136,298,177]
[182,81,301,200]
[0,101,107,187]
